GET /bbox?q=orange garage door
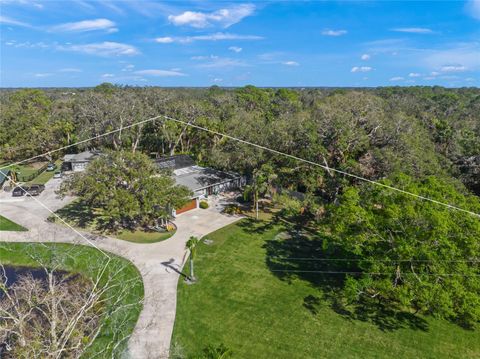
[176,199,197,214]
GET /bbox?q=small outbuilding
[63,150,101,172]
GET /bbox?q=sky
[0,0,479,88]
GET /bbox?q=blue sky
[1,0,479,87]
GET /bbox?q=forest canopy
[1,84,479,325]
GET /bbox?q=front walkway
[0,185,242,358]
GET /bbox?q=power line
[268,257,480,263]
[270,269,480,277]
[160,115,480,218]
[2,112,478,218]
[0,114,164,171]
[6,178,112,260]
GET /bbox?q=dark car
[46,163,57,172]
[27,184,45,196]
[12,186,27,197]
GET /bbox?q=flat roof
[173,166,241,192]
[64,150,100,163]
[155,155,196,170]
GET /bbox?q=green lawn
[0,242,144,358]
[172,219,480,359]
[0,215,27,231]
[27,159,62,185]
[117,229,175,243]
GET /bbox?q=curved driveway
[0,179,241,358]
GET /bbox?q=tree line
[1,84,479,327]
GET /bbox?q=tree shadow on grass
[55,200,96,229]
[262,221,429,332]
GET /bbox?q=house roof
[173,166,241,192]
[64,150,100,163]
[0,168,11,184]
[155,155,196,170]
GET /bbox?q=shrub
[199,201,209,209]
[223,204,241,215]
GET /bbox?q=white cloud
[430,71,440,76]
[466,0,480,20]
[191,55,218,60]
[63,42,140,56]
[155,37,174,43]
[134,69,186,77]
[440,65,467,72]
[351,66,372,73]
[155,32,263,44]
[197,57,248,68]
[391,27,433,34]
[321,29,347,36]
[229,46,242,53]
[389,76,404,81]
[168,4,255,28]
[212,78,223,83]
[282,61,299,66]
[423,43,479,71]
[59,68,82,72]
[51,18,117,33]
[408,72,421,77]
[102,73,115,78]
[361,54,370,60]
[0,15,31,27]
[121,64,135,72]
[34,73,52,78]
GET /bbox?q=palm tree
[186,236,199,281]
[244,164,277,220]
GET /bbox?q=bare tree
[0,245,142,359]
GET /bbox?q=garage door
[176,199,197,214]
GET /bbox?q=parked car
[46,163,57,171]
[27,184,45,196]
[53,171,62,179]
[12,186,27,197]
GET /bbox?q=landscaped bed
[0,215,27,231]
[0,242,144,358]
[171,219,480,359]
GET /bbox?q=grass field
[0,242,144,358]
[0,215,27,231]
[172,219,480,359]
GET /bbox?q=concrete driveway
[0,184,242,358]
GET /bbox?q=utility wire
[0,114,164,171]
[5,178,112,260]
[270,270,480,277]
[1,113,478,218]
[268,257,480,263]
[160,115,480,218]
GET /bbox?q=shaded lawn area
[0,215,27,231]
[54,200,174,243]
[172,219,480,359]
[0,242,144,358]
